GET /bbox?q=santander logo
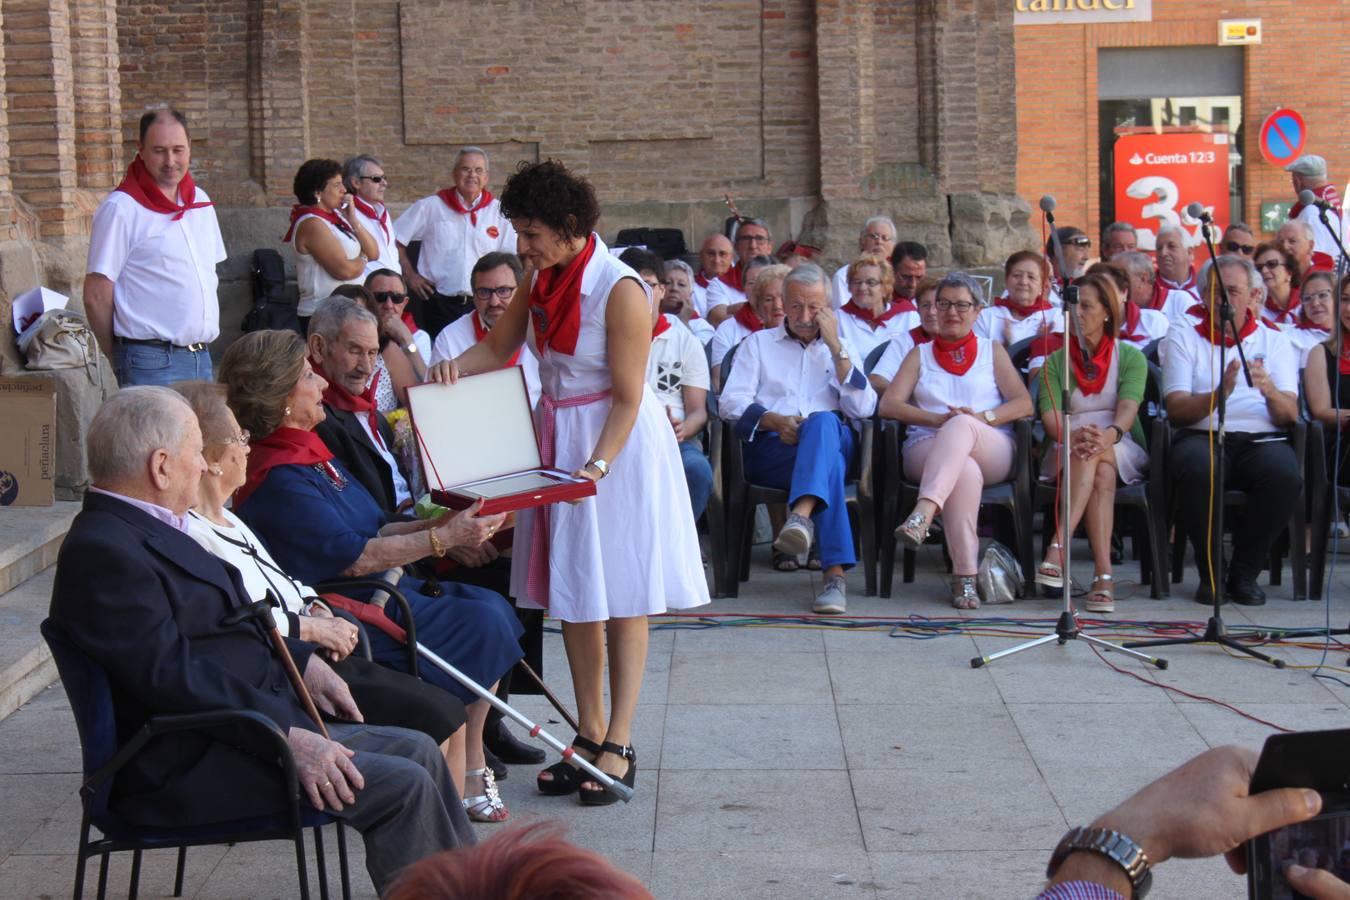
[1129,153,1144,165]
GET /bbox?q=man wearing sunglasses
[1221,222,1257,259]
[427,251,540,407]
[343,154,402,276]
[1045,226,1092,299]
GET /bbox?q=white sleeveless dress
[294,213,362,317]
[510,235,711,623]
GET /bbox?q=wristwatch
[1046,826,1152,899]
[833,346,850,363]
[983,410,997,425]
[587,458,610,478]
[405,341,419,355]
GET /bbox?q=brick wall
[1016,1,1350,241]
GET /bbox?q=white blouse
[187,508,316,638]
[906,337,1008,448]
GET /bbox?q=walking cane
[222,594,330,737]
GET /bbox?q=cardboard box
[0,378,56,506]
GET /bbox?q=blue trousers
[742,411,856,569]
[681,440,713,521]
[114,341,213,386]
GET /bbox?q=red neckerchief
[733,302,764,332]
[1193,308,1257,347]
[1263,291,1301,325]
[652,314,673,340]
[1294,317,1328,332]
[1146,278,1171,311]
[529,234,597,355]
[1159,268,1197,295]
[695,270,715,288]
[437,188,493,226]
[910,325,933,346]
[236,426,334,508]
[1290,183,1343,219]
[719,260,746,293]
[400,311,420,335]
[1308,252,1337,274]
[932,331,978,376]
[1069,335,1114,396]
[114,157,211,221]
[1120,301,1146,343]
[994,292,1053,320]
[283,205,354,243]
[841,300,911,330]
[890,293,918,311]
[470,310,522,367]
[317,360,386,451]
[1031,332,1064,362]
[351,196,389,242]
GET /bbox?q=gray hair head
[936,271,986,307]
[783,261,831,305]
[454,146,490,170]
[1101,221,1136,243]
[1224,221,1255,238]
[1278,219,1316,242]
[733,217,772,240]
[87,386,195,485]
[310,296,379,344]
[664,258,695,282]
[861,216,897,239]
[341,154,382,192]
[1114,250,1155,282]
[1199,253,1264,300]
[1155,223,1188,247]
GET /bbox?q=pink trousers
[902,416,1015,574]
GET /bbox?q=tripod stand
[972,201,1166,670]
[1125,214,1283,667]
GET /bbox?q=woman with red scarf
[219,329,527,824]
[878,273,1033,608]
[429,160,709,806]
[1278,269,1335,369]
[975,250,1064,347]
[837,252,919,362]
[1303,274,1350,488]
[1033,273,1149,613]
[286,158,380,332]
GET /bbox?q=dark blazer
[316,402,401,515]
[48,492,319,828]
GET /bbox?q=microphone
[1039,195,1056,213]
[1185,201,1211,223]
[1298,188,1332,212]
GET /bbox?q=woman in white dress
[284,158,380,331]
[430,160,709,805]
[1033,272,1149,613]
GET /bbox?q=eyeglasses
[373,291,407,305]
[473,285,516,301]
[737,233,771,245]
[1224,241,1256,256]
[862,232,893,243]
[1256,260,1284,272]
[1065,237,1091,248]
[360,175,387,184]
[217,430,250,447]
[935,300,976,312]
[849,278,882,289]
[1304,289,1334,304]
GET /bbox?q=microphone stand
[1126,219,1283,667]
[973,213,1166,670]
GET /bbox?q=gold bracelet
[428,528,446,558]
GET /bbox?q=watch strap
[1047,827,1152,899]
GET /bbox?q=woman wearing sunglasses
[1254,243,1302,326]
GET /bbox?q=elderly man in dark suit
[48,386,474,894]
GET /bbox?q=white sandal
[463,766,509,823]
[1084,573,1115,613]
[1034,542,1064,588]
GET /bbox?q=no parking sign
[1259,108,1306,167]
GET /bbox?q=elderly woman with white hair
[879,272,1033,608]
[662,259,715,344]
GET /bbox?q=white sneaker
[773,513,814,558]
[813,575,847,614]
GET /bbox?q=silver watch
[1047,826,1152,899]
[983,410,997,425]
[834,346,851,363]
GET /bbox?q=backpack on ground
[242,248,299,334]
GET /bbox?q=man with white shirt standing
[343,154,401,275]
[1285,154,1343,262]
[394,147,516,338]
[719,263,877,614]
[84,108,227,386]
[427,251,541,407]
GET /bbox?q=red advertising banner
[1113,132,1230,259]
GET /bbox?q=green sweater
[1037,341,1148,448]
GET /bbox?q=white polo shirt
[87,188,227,345]
[647,315,710,422]
[427,310,541,407]
[705,276,747,313]
[351,200,401,276]
[393,192,516,296]
[1162,319,1297,434]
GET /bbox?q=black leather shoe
[485,719,546,764]
[1226,573,1266,606]
[484,744,507,781]
[1193,580,1227,606]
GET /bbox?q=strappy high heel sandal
[536,734,602,796]
[1085,573,1115,613]
[463,766,509,823]
[579,741,637,807]
[895,510,931,549]
[951,575,980,610]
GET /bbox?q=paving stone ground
[3,538,1348,899]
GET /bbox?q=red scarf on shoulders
[351,196,389,242]
[994,293,1053,320]
[236,426,335,508]
[652,314,673,340]
[283,205,355,243]
[733,302,764,332]
[470,310,523,367]
[720,260,747,293]
[695,270,714,289]
[891,292,918,310]
[1146,278,1171,311]
[910,325,933,346]
[318,360,386,451]
[400,311,420,335]
[1193,309,1257,347]
[1290,184,1343,220]
[1069,336,1113,396]
[1263,293,1301,325]
[530,234,597,355]
[1120,301,1145,343]
[841,300,911,330]
[1308,251,1337,274]
[438,188,493,226]
[932,331,978,376]
[114,157,211,221]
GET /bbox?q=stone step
[0,501,81,596]
[0,567,57,720]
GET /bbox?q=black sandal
[772,551,799,572]
[536,734,602,796]
[579,741,637,807]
